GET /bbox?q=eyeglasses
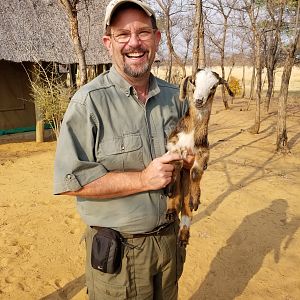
[110,28,156,43]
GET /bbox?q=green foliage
[30,64,73,140]
[228,76,242,96]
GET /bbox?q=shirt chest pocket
[98,133,144,172]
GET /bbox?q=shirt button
[160,194,164,200]
[67,174,73,180]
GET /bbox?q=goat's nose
[195,98,204,109]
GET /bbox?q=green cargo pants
[85,222,186,300]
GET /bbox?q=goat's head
[179,69,234,109]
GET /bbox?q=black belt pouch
[91,227,123,274]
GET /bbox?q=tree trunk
[276,1,300,152]
[59,0,87,86]
[221,63,229,109]
[265,66,274,111]
[248,27,262,134]
[241,65,245,98]
[220,12,229,109]
[250,37,262,133]
[192,0,205,77]
[249,62,256,100]
[247,65,256,110]
[265,1,285,112]
[69,63,77,88]
[198,1,206,69]
[276,81,288,152]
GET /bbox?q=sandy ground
[0,97,299,300]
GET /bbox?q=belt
[92,221,174,239]
[123,221,174,239]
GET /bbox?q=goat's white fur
[167,130,195,155]
[180,215,191,229]
[193,69,219,102]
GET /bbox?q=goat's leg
[189,149,209,211]
[166,159,183,221]
[165,159,183,197]
[178,168,192,247]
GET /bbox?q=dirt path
[0,98,299,300]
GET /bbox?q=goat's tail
[179,75,193,101]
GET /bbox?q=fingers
[160,152,182,163]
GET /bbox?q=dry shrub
[228,76,242,96]
[30,64,73,139]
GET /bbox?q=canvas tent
[0,0,110,136]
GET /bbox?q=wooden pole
[32,63,44,143]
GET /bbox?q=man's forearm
[61,153,182,199]
[62,171,147,199]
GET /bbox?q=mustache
[122,46,148,55]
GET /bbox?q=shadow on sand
[190,199,300,300]
[40,274,85,300]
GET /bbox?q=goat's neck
[189,102,212,124]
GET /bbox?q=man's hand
[140,153,181,191]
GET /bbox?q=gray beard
[124,62,151,78]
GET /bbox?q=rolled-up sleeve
[53,95,107,195]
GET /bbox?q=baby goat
[166,69,234,247]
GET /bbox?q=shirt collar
[108,66,160,99]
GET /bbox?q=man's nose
[127,33,142,47]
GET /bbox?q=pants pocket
[94,280,127,299]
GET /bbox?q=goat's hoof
[189,197,200,211]
[189,197,194,211]
[166,209,177,221]
[193,201,200,211]
[178,239,188,248]
[178,226,190,248]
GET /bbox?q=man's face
[103,7,161,80]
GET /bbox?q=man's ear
[102,36,112,54]
[154,30,161,51]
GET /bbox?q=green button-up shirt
[54,66,186,233]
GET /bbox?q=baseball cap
[104,0,156,28]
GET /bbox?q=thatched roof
[0,0,111,65]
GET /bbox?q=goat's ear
[179,75,192,101]
[218,77,235,97]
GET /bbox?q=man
[54,0,193,299]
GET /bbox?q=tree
[264,0,285,112]
[155,0,188,80]
[205,0,237,109]
[276,0,300,152]
[192,0,206,76]
[58,0,88,86]
[243,0,264,134]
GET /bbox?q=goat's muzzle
[195,98,204,109]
